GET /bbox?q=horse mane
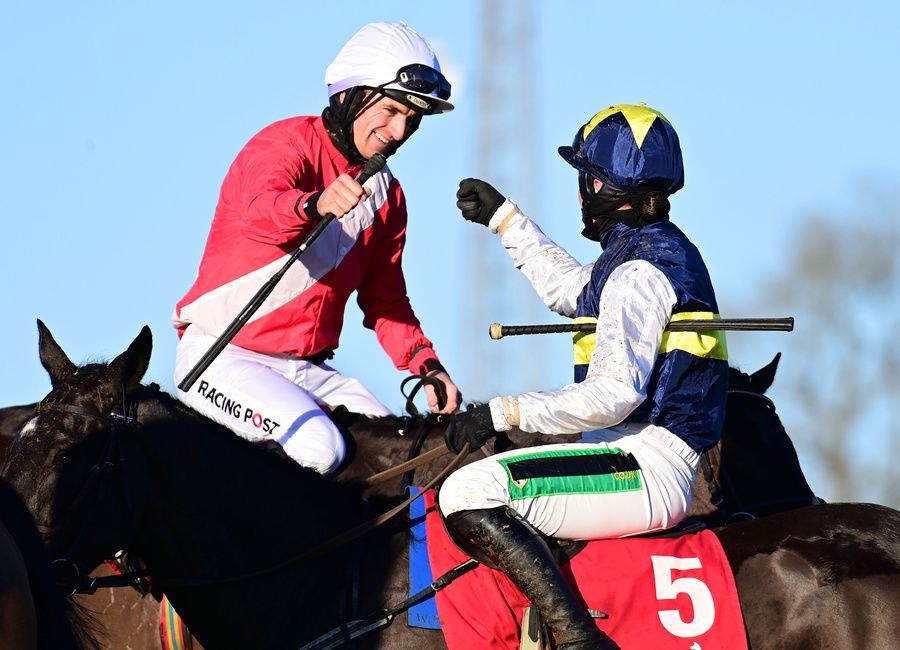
[0,477,100,650]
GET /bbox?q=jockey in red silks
[439,104,729,649]
[173,22,461,474]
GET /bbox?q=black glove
[444,404,498,453]
[456,178,506,227]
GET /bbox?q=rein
[397,374,450,490]
[300,558,480,649]
[362,444,450,487]
[361,374,454,488]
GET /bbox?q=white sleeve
[487,200,593,317]
[488,259,678,434]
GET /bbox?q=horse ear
[37,319,77,387]
[749,352,781,394]
[108,326,153,391]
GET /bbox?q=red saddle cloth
[423,491,747,650]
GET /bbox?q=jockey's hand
[444,404,497,453]
[315,174,372,219]
[456,178,506,227]
[426,370,461,414]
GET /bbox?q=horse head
[698,353,820,520]
[2,320,153,579]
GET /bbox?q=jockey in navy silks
[438,104,729,649]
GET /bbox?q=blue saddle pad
[408,487,442,629]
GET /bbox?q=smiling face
[351,94,422,159]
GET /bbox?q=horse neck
[131,419,353,549]
[120,413,389,646]
[129,387,336,562]
[339,411,440,480]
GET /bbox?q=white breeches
[438,422,699,540]
[174,327,392,474]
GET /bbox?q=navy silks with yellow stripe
[574,220,728,452]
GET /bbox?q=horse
[0,474,98,649]
[0,402,191,650]
[0,360,806,650]
[4,321,900,649]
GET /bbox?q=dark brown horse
[4,322,900,649]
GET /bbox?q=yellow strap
[659,312,728,360]
[572,317,597,366]
[572,312,728,363]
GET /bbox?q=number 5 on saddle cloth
[412,490,747,650]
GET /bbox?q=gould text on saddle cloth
[423,491,747,649]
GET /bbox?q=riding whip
[178,153,388,392]
[489,317,794,340]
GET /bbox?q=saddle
[553,517,708,564]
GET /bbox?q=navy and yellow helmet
[558,103,684,194]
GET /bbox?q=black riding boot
[444,506,614,650]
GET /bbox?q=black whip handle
[489,317,794,340]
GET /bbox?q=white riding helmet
[325,21,454,114]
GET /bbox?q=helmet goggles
[388,63,451,100]
[366,63,452,115]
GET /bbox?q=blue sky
[2,2,899,501]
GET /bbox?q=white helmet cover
[325,21,454,113]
